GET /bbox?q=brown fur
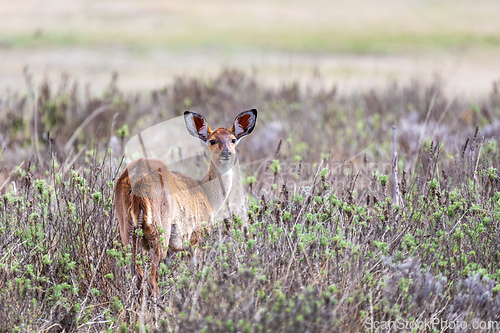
[114,109,257,296]
[115,158,211,295]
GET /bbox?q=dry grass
[1,0,500,96]
[3,0,500,52]
[0,69,499,332]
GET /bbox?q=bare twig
[411,92,437,174]
[392,125,402,207]
[473,136,484,184]
[294,159,324,225]
[0,176,11,193]
[189,245,217,320]
[63,145,87,175]
[349,154,366,193]
[0,161,24,193]
[64,104,111,152]
[33,90,43,165]
[434,96,455,131]
[75,230,113,325]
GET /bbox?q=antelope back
[116,158,213,250]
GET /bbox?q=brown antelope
[114,109,257,295]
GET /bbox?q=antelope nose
[221,150,231,158]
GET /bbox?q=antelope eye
[209,140,217,145]
[231,138,237,144]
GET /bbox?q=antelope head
[184,109,257,174]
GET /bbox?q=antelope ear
[184,111,212,142]
[231,109,257,140]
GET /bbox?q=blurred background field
[1,0,500,96]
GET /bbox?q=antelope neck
[200,160,234,216]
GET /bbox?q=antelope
[114,109,257,295]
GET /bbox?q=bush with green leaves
[0,70,499,332]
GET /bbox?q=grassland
[3,0,500,53]
[0,69,499,332]
[1,0,500,96]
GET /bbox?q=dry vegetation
[2,0,500,95]
[0,69,500,332]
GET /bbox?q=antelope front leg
[144,224,165,297]
[148,241,162,297]
[130,233,145,291]
[189,232,203,269]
